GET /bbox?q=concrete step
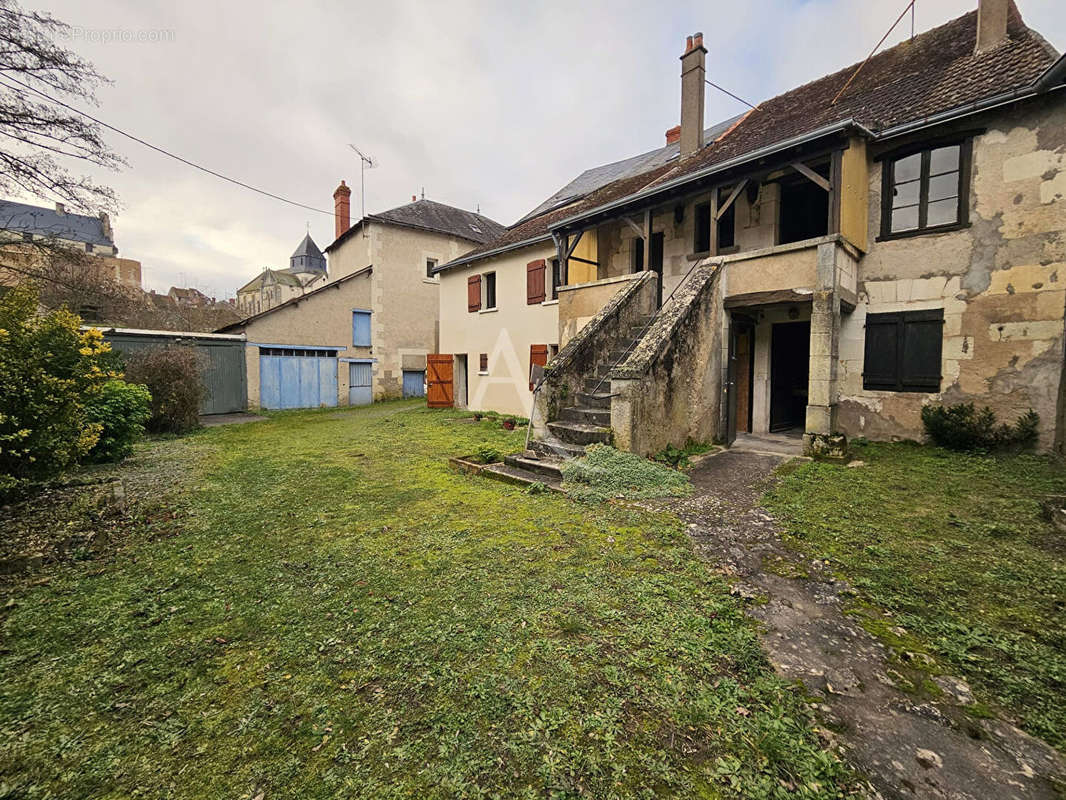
[575,391,612,409]
[547,420,611,446]
[559,405,610,426]
[594,363,615,379]
[480,462,564,491]
[504,451,565,480]
[530,436,586,459]
[608,349,633,364]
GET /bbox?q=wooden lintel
[790,161,831,192]
[723,289,814,309]
[715,179,748,221]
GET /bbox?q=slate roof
[326,198,506,253]
[290,233,325,261]
[0,199,114,247]
[237,268,304,294]
[437,3,1061,274]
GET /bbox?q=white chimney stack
[679,32,706,157]
[975,0,1009,55]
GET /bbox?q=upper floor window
[352,309,372,347]
[483,271,497,310]
[694,202,711,253]
[550,258,561,300]
[85,243,94,253]
[882,141,970,238]
[426,257,438,278]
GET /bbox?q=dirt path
[664,450,1066,800]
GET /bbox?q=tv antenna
[348,144,378,237]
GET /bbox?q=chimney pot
[975,0,1009,54]
[333,180,352,240]
[412,195,417,202]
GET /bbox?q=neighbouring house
[234,233,328,316]
[0,198,143,292]
[218,183,504,410]
[434,0,1066,458]
[168,286,212,307]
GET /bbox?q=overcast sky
[18,0,1066,297]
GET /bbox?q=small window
[352,309,372,347]
[426,258,438,278]
[479,353,488,373]
[863,309,944,392]
[550,258,561,300]
[883,142,969,237]
[21,231,32,241]
[631,238,644,273]
[694,202,711,253]
[483,271,496,310]
[85,243,94,253]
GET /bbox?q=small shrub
[124,346,205,434]
[0,284,116,497]
[561,444,692,503]
[654,439,714,469]
[472,445,501,464]
[84,380,152,462]
[921,403,1039,452]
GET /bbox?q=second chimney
[333,180,351,239]
[975,0,1009,54]
[679,32,706,157]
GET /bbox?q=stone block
[803,431,847,458]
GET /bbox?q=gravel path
[663,450,1066,800]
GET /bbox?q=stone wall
[533,272,656,439]
[610,263,724,456]
[557,273,643,347]
[838,97,1066,449]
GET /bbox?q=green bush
[561,444,692,503]
[84,380,152,462]
[921,402,1039,452]
[0,284,115,497]
[653,439,714,469]
[123,346,205,434]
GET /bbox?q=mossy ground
[0,402,851,799]
[765,441,1066,750]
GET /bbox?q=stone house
[434,0,1066,458]
[219,183,504,409]
[0,198,142,292]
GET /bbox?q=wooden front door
[426,354,454,408]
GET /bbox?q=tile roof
[0,199,114,247]
[237,268,304,293]
[438,2,1060,273]
[640,3,1058,193]
[325,198,506,252]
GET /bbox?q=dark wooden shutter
[526,260,546,304]
[862,313,900,391]
[900,310,944,391]
[467,274,481,312]
[529,343,549,390]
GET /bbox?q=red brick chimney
[333,180,351,239]
[665,125,681,145]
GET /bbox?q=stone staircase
[503,314,657,482]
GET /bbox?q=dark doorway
[649,232,665,307]
[778,168,829,245]
[770,321,809,432]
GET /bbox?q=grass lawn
[765,441,1066,751]
[0,401,850,799]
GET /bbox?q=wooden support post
[790,161,831,192]
[642,209,652,272]
[709,187,719,257]
[716,179,748,220]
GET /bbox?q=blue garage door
[349,361,372,406]
[402,370,425,399]
[259,348,338,409]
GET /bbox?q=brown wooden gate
[426,354,454,408]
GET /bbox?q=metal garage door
[349,361,372,406]
[259,348,338,409]
[402,370,425,399]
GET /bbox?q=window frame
[482,271,497,310]
[549,258,561,301]
[878,138,972,241]
[425,257,438,278]
[862,308,945,393]
[478,353,488,374]
[352,308,372,347]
